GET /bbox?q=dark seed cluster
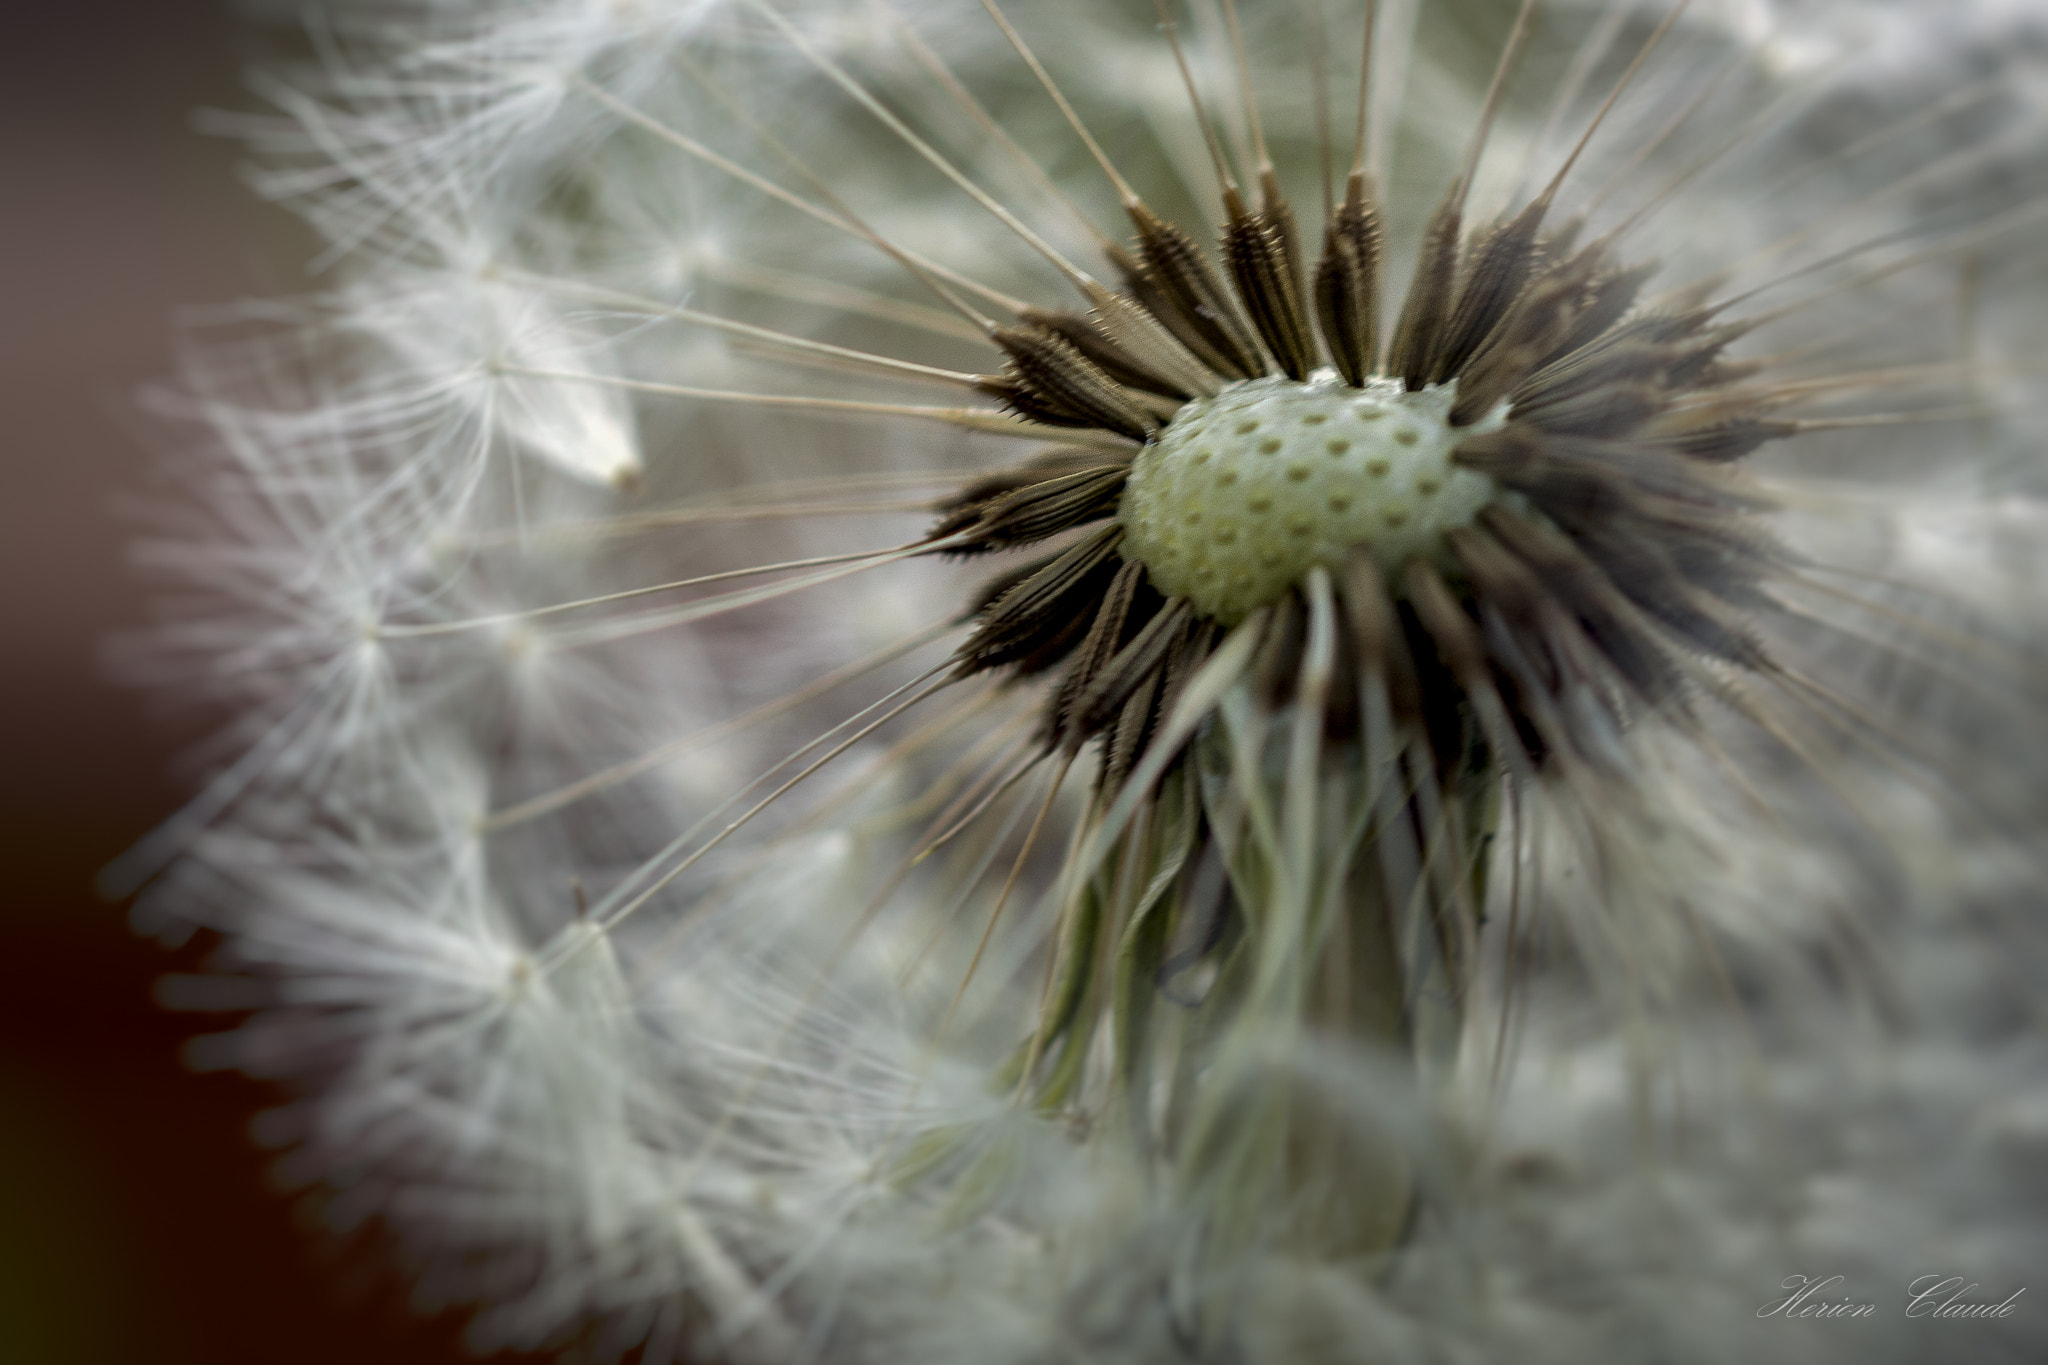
[932,157,1789,798]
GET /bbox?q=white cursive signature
[1757,1275,1877,1319]
[1905,1276,2025,1320]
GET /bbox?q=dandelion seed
[129,2,2048,1362]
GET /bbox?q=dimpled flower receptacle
[1121,375,1507,624]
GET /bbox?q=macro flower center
[1120,371,1507,624]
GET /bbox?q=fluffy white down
[129,2,2048,1362]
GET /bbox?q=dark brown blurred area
[0,6,543,1361]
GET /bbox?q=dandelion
[125,1,2048,1362]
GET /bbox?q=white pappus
[123,2,2048,1363]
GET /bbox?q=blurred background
[0,6,545,1361]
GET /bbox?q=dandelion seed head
[123,0,2048,1360]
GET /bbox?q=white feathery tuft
[126,2,2048,1362]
